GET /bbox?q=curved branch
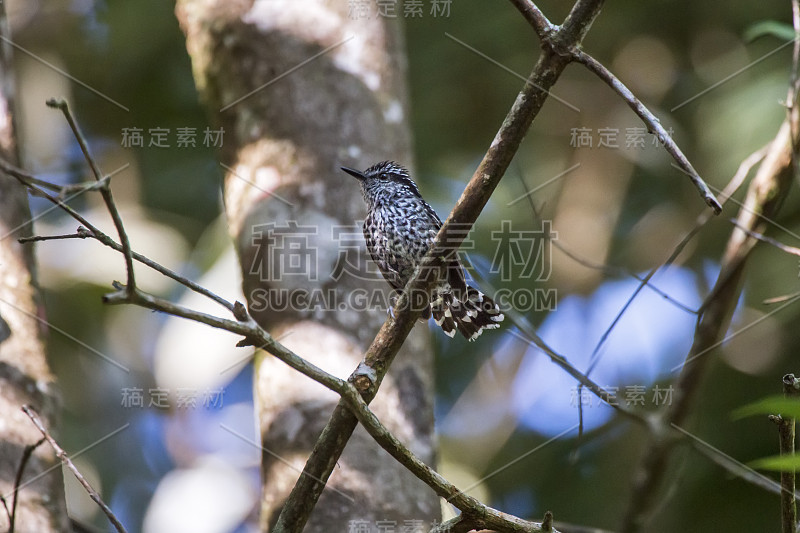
[571,51,721,213]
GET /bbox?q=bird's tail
[430,286,504,341]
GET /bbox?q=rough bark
[175,1,439,531]
[0,3,69,531]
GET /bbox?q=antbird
[342,161,504,341]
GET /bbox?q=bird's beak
[341,167,365,181]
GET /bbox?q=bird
[342,161,504,341]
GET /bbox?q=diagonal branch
[273,2,609,530]
[571,51,721,213]
[507,0,555,37]
[337,378,557,533]
[620,115,797,533]
[508,0,722,214]
[23,406,127,533]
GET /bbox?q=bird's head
[341,161,422,205]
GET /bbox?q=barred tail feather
[430,286,504,341]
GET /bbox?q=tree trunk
[175,2,439,531]
[0,3,69,532]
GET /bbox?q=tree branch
[508,0,722,213]
[46,98,137,295]
[620,117,797,533]
[337,380,558,533]
[2,159,236,313]
[273,2,610,529]
[22,406,127,533]
[507,0,555,37]
[571,51,721,213]
[777,374,799,533]
[0,437,44,533]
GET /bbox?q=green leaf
[750,454,800,472]
[732,396,800,420]
[744,21,796,43]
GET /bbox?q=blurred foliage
[744,21,796,42]
[734,395,800,420]
[9,0,800,531]
[749,453,800,472]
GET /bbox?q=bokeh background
[6,0,800,531]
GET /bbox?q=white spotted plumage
[343,161,504,341]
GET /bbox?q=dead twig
[22,405,128,533]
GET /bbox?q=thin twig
[585,143,765,377]
[2,162,236,312]
[86,228,235,312]
[0,156,114,197]
[46,98,137,295]
[18,232,89,243]
[22,405,128,533]
[778,374,799,533]
[89,231,236,311]
[620,120,797,533]
[508,1,721,214]
[714,146,769,206]
[1,158,105,233]
[729,220,800,257]
[0,437,45,533]
[572,51,721,213]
